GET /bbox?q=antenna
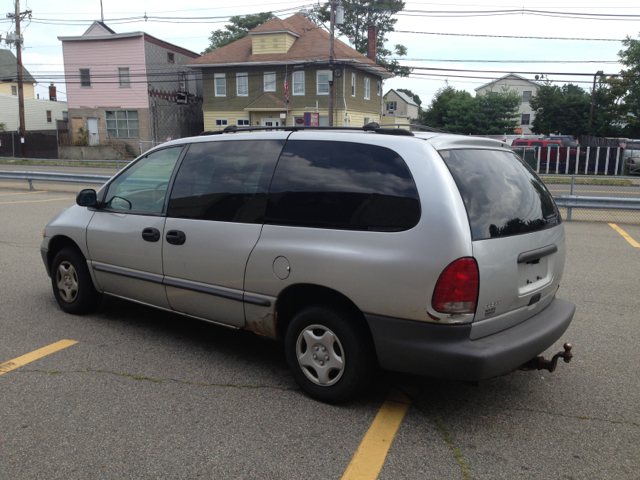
[100,0,104,22]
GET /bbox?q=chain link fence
[540,174,640,225]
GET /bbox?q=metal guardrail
[1,171,639,224]
[555,195,640,220]
[0,157,132,170]
[0,171,112,191]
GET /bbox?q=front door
[261,119,280,128]
[162,137,286,327]
[87,118,99,146]
[86,146,184,307]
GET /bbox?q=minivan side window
[265,141,420,231]
[104,146,183,213]
[167,140,284,223]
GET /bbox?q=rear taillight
[432,258,479,314]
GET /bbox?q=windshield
[440,149,561,240]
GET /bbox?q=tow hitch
[519,343,573,373]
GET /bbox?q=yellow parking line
[342,390,411,480]
[0,190,47,196]
[609,223,640,248]
[0,197,73,205]
[0,340,78,376]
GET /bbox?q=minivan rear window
[440,149,560,240]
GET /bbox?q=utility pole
[7,0,32,157]
[588,70,604,132]
[328,0,335,126]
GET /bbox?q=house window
[79,69,91,87]
[118,67,130,87]
[386,101,397,111]
[167,52,175,63]
[215,119,228,127]
[214,73,226,97]
[364,117,370,125]
[264,72,276,92]
[237,73,248,96]
[364,78,370,100]
[293,71,305,95]
[179,73,187,92]
[377,81,381,96]
[237,119,250,126]
[11,85,17,95]
[521,114,530,125]
[46,110,52,123]
[351,73,356,97]
[106,110,140,138]
[317,71,330,95]
[62,111,68,121]
[522,90,532,102]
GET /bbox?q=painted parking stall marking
[609,223,640,248]
[0,340,78,376]
[342,389,411,480]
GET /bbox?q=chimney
[367,25,377,61]
[49,83,57,102]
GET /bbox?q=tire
[285,304,374,403]
[51,247,102,315]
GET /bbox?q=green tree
[419,83,466,128]
[617,34,640,138]
[529,82,623,138]
[419,84,520,134]
[474,88,521,134]
[312,0,410,76]
[202,12,275,54]
[396,88,421,107]
[0,122,6,132]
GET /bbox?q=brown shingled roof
[188,14,390,77]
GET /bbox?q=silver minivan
[42,126,575,402]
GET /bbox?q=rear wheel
[285,305,374,403]
[51,247,102,314]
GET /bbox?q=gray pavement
[0,187,639,479]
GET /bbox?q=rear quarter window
[440,149,560,240]
[265,140,420,231]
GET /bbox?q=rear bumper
[365,297,575,381]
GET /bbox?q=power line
[394,58,620,64]
[393,30,625,42]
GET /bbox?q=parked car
[41,126,575,403]
[623,141,640,175]
[512,139,587,172]
[545,135,578,148]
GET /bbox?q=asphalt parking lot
[1,186,639,479]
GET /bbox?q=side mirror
[76,189,97,207]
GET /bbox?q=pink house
[59,21,203,155]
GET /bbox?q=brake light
[432,258,479,314]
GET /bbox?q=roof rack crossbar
[199,124,415,136]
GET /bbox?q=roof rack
[378,123,450,134]
[200,122,415,137]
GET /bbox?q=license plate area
[517,256,552,295]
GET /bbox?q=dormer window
[167,52,175,63]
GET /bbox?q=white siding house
[0,93,68,131]
[475,74,540,135]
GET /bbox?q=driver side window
[105,146,183,213]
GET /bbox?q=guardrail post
[27,179,34,191]
[117,160,120,171]
[567,176,575,221]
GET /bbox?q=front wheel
[51,247,102,314]
[285,305,374,403]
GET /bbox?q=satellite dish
[333,67,343,78]
[535,75,539,80]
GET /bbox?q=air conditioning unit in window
[176,93,188,104]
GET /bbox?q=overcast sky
[2,0,639,106]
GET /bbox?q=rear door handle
[142,227,160,242]
[165,230,186,246]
